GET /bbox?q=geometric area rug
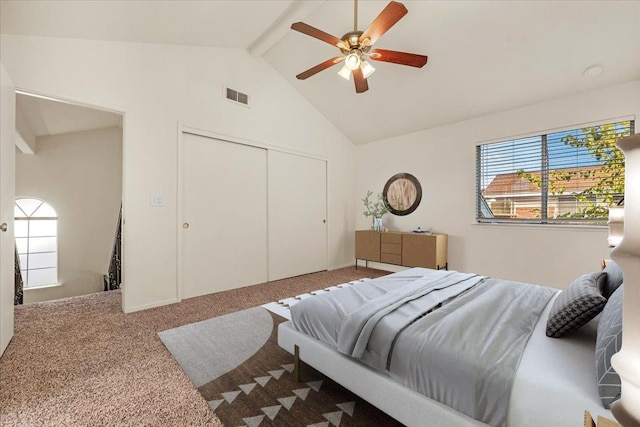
[158,306,403,427]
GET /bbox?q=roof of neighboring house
[483,165,610,196]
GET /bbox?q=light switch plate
[150,193,165,207]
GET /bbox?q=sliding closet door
[181,133,267,299]
[268,151,327,281]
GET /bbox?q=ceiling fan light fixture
[291,0,427,93]
[338,64,352,80]
[345,52,361,70]
[361,60,375,78]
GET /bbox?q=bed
[277,267,618,427]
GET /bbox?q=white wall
[16,127,122,303]
[0,35,356,311]
[356,80,640,288]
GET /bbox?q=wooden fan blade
[296,57,345,80]
[291,22,344,48]
[369,49,428,68]
[359,1,408,46]
[353,68,369,93]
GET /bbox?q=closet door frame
[177,125,328,301]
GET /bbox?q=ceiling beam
[247,0,326,57]
[15,130,35,155]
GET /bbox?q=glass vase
[373,216,383,232]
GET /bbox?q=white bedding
[278,267,613,426]
[508,293,612,426]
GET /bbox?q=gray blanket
[337,271,485,362]
[389,278,555,426]
[291,271,445,349]
[291,270,556,427]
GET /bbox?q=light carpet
[1,266,388,426]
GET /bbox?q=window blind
[476,119,634,224]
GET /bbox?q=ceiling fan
[291,0,428,94]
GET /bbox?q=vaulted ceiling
[2,1,639,144]
[16,94,122,138]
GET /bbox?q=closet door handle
[0,223,7,232]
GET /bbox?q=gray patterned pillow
[601,260,624,299]
[546,272,607,338]
[596,285,623,408]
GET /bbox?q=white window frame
[15,197,59,288]
[476,118,634,225]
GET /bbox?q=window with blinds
[476,119,634,224]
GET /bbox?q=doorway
[13,92,124,304]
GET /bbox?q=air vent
[224,86,250,107]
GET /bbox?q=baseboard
[329,262,355,270]
[124,298,180,313]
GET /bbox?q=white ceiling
[268,1,640,144]
[0,0,295,49]
[16,94,122,138]
[2,1,640,144]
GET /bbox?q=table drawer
[381,242,401,255]
[380,253,402,265]
[381,232,402,244]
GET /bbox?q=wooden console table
[355,230,448,270]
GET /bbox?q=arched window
[14,198,58,288]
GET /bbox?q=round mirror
[383,173,422,216]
